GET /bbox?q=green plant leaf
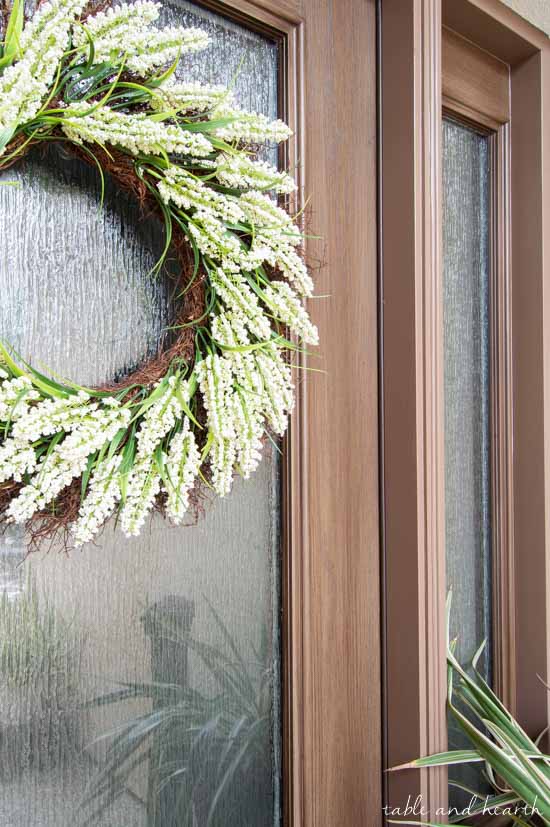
[0,0,24,70]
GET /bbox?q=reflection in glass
[0,3,281,825]
[443,117,492,808]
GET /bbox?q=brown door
[0,1,380,825]
[382,1,550,821]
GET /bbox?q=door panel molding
[381,0,448,817]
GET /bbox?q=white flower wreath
[0,0,317,546]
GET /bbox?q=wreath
[0,0,317,547]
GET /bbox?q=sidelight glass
[443,117,492,805]
[0,3,282,826]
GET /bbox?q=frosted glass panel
[0,4,281,826]
[443,118,491,805]
[443,118,491,672]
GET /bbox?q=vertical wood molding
[300,1,381,824]
[510,51,550,736]
[540,41,550,740]
[543,45,550,743]
[381,0,447,818]
[489,125,517,714]
[281,18,306,827]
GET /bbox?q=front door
[0,1,379,825]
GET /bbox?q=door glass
[443,117,492,805]
[0,4,282,826]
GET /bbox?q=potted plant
[390,596,550,825]
[82,600,277,827]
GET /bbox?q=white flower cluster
[122,28,209,76]
[196,311,296,494]
[56,399,130,463]
[150,82,291,145]
[119,454,160,537]
[0,438,36,484]
[0,375,39,420]
[0,385,101,485]
[119,376,191,536]
[212,313,295,437]
[157,165,244,224]
[7,451,78,523]
[0,0,86,140]
[62,107,214,157]
[6,397,130,524]
[11,390,92,441]
[71,454,122,546]
[239,190,295,230]
[151,81,231,115]
[250,237,313,297]
[262,280,319,344]
[240,191,313,296]
[188,212,242,262]
[72,0,160,49]
[231,390,263,479]
[72,1,209,73]
[213,106,292,145]
[196,354,235,495]
[215,153,296,195]
[210,267,272,341]
[135,375,187,456]
[107,27,209,75]
[163,419,201,523]
[254,344,295,435]
[209,259,316,348]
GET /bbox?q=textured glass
[443,118,492,806]
[0,5,281,826]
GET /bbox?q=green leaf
[0,0,24,70]
[118,428,137,503]
[449,702,550,820]
[174,380,202,429]
[483,719,550,814]
[80,453,97,502]
[390,748,550,772]
[390,749,506,771]
[0,125,16,154]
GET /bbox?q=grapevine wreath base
[0,0,318,548]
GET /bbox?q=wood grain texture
[246,0,303,20]
[381,0,448,819]
[443,27,510,128]
[298,1,381,824]
[488,126,517,714]
[196,0,303,28]
[510,50,550,739]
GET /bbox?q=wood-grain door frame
[382,0,550,820]
[442,21,516,719]
[195,2,381,826]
